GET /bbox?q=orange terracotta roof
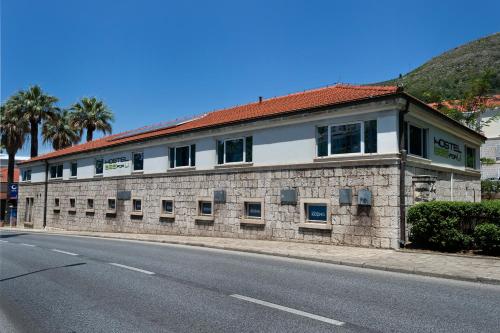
[23,84,399,163]
[0,167,20,183]
[428,94,500,112]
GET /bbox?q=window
[466,146,476,169]
[199,201,212,215]
[95,159,104,175]
[160,198,174,217]
[169,145,196,168]
[305,203,328,222]
[216,136,253,164]
[69,198,76,210]
[299,199,331,230]
[50,164,63,179]
[408,124,428,158]
[70,162,78,177]
[132,198,142,213]
[54,198,60,212]
[316,121,377,157]
[87,198,94,210]
[107,198,116,213]
[132,152,144,171]
[22,169,32,181]
[244,201,262,219]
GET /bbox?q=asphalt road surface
[1,230,499,333]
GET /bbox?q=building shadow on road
[0,263,86,282]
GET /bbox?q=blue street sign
[8,183,18,199]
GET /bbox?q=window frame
[95,158,104,176]
[86,198,94,212]
[160,197,175,218]
[241,198,265,225]
[22,169,32,182]
[298,198,332,230]
[131,197,143,216]
[217,136,253,165]
[68,197,76,212]
[106,197,117,214]
[407,123,429,159]
[465,145,477,169]
[195,197,214,222]
[49,164,64,179]
[70,161,78,178]
[169,145,195,169]
[316,120,378,158]
[53,197,60,212]
[132,151,144,172]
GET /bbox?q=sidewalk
[3,227,500,285]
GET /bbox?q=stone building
[17,85,484,249]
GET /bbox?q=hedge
[407,201,500,254]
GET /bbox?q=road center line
[108,263,155,275]
[20,243,35,247]
[230,294,345,326]
[51,249,79,256]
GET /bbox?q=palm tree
[10,85,58,157]
[70,97,114,142]
[1,102,29,222]
[42,108,80,150]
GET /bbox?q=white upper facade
[19,97,483,183]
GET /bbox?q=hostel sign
[104,157,130,170]
[434,137,462,161]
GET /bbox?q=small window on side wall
[87,198,94,210]
[241,199,265,225]
[69,198,76,211]
[466,146,476,169]
[70,162,78,177]
[133,152,144,171]
[131,198,142,216]
[408,124,428,158]
[107,198,117,214]
[54,198,60,212]
[160,198,174,218]
[95,159,104,175]
[195,198,214,222]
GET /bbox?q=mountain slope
[376,32,500,102]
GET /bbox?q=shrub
[474,223,500,254]
[407,201,500,253]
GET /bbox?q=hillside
[375,32,500,102]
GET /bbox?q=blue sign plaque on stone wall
[307,204,327,222]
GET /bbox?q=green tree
[9,85,58,157]
[0,102,29,221]
[70,97,114,142]
[437,70,498,133]
[42,108,80,150]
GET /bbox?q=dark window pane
[133,199,141,211]
[70,198,76,208]
[162,200,173,213]
[422,129,428,158]
[306,204,327,222]
[50,166,57,178]
[108,199,116,210]
[403,121,408,151]
[364,120,377,153]
[87,199,94,209]
[317,126,328,157]
[95,159,103,174]
[200,202,212,215]
[245,136,253,162]
[225,138,244,163]
[246,203,261,218]
[71,162,78,177]
[169,148,175,168]
[133,153,143,171]
[57,165,63,178]
[190,144,196,166]
[175,146,190,167]
[331,123,361,154]
[466,147,476,169]
[217,140,224,164]
[409,125,422,156]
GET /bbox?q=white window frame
[95,158,104,176]
[407,123,428,159]
[160,197,175,218]
[132,151,144,172]
[106,197,117,214]
[317,121,366,158]
[22,169,32,182]
[70,161,78,178]
[170,145,193,169]
[49,164,64,179]
[223,137,247,164]
[131,197,143,216]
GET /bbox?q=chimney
[258,96,263,103]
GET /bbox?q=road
[0,230,499,333]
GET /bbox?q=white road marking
[20,243,35,247]
[109,263,155,275]
[51,249,79,256]
[230,294,345,326]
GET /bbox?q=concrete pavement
[1,230,500,332]
[4,226,500,284]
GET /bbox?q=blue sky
[2,0,499,156]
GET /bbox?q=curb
[2,227,500,286]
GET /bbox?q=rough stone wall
[18,164,401,249]
[480,138,500,179]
